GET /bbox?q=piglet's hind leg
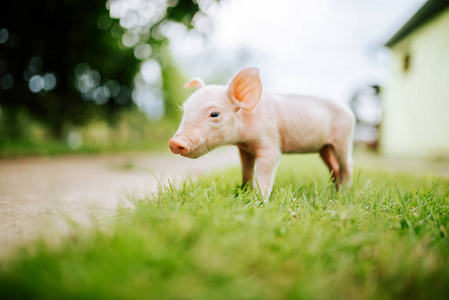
[333,141,354,186]
[319,144,340,184]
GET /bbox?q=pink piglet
[169,67,355,199]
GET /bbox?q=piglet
[169,67,355,199]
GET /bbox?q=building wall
[381,7,449,160]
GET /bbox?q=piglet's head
[168,67,262,158]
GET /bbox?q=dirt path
[0,147,240,258]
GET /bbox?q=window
[403,53,411,72]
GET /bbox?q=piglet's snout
[168,138,190,155]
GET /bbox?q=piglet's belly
[278,122,330,154]
[280,138,326,154]
[275,99,333,154]
[278,122,331,154]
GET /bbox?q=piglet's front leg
[254,146,281,201]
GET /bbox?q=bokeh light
[133,44,152,60]
[28,73,57,93]
[131,58,164,120]
[0,28,8,44]
[74,62,130,105]
[97,14,113,30]
[29,56,43,73]
[42,73,57,91]
[107,0,173,118]
[108,0,171,32]
[140,59,161,85]
[75,63,101,94]
[28,75,43,93]
[0,73,14,90]
[106,0,219,119]
[91,86,111,105]
[122,31,139,47]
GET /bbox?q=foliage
[0,0,210,139]
[0,108,178,157]
[1,155,448,299]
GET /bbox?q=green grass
[1,155,449,299]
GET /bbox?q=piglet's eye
[210,112,220,118]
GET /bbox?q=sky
[169,0,427,103]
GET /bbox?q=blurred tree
[0,0,213,140]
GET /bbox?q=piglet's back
[269,93,351,153]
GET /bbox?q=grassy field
[1,155,448,299]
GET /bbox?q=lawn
[1,155,448,300]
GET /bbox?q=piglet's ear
[184,78,205,90]
[227,67,262,112]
